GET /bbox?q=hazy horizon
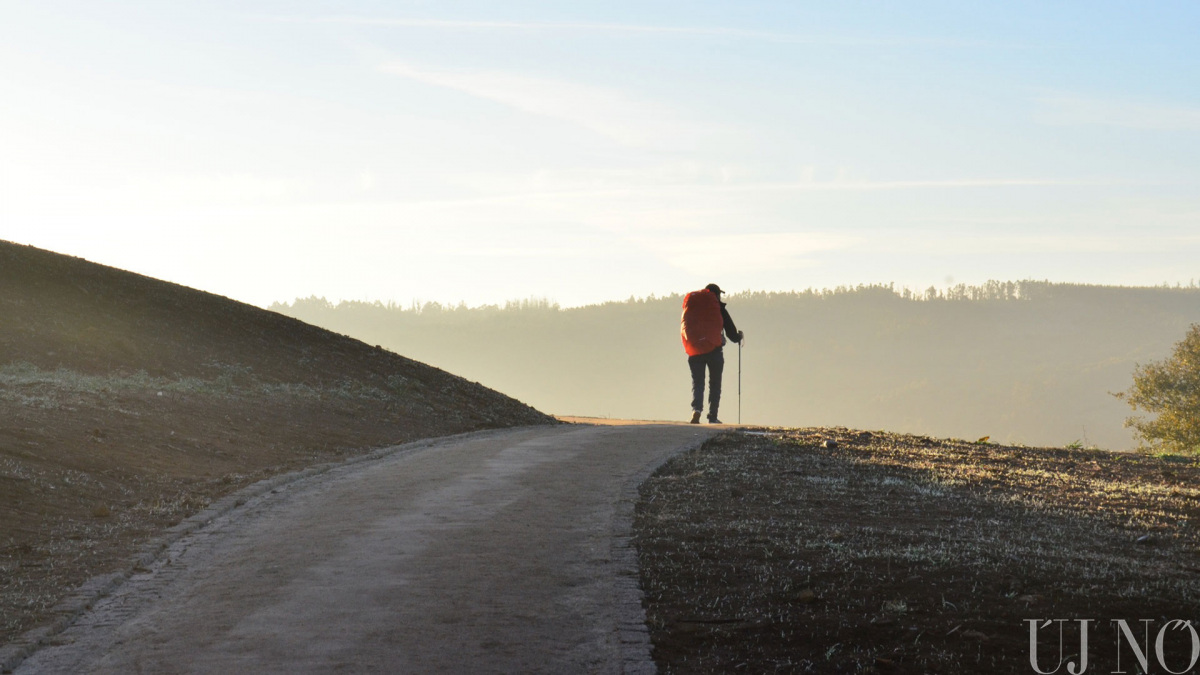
[269,276,1200,312]
[274,280,1200,450]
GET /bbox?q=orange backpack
[680,289,724,356]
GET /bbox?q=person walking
[680,283,744,424]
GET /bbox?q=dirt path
[15,424,715,674]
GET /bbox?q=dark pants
[688,348,724,421]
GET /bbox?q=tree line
[271,281,1200,450]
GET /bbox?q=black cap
[705,283,723,295]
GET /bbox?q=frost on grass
[634,428,1200,674]
[0,361,407,409]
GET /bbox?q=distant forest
[272,281,1200,450]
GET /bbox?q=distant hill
[0,240,552,645]
[273,281,1200,449]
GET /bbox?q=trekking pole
[738,338,742,425]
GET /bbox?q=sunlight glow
[2,2,1198,307]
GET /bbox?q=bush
[1116,324,1200,454]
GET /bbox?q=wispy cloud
[714,178,1086,192]
[278,15,1003,48]
[400,177,1096,206]
[379,61,694,146]
[1037,95,1200,131]
[47,173,296,208]
[636,232,861,275]
[865,231,1200,255]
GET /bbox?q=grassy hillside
[0,240,553,645]
[273,283,1200,450]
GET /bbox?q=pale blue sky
[2,1,1198,307]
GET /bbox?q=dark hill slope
[4,240,515,392]
[0,240,553,646]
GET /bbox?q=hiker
[680,283,743,424]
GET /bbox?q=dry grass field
[636,429,1200,674]
[0,241,553,648]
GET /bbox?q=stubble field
[635,429,1200,674]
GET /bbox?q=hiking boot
[689,410,701,424]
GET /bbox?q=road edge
[609,426,717,675]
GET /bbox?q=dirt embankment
[0,240,554,645]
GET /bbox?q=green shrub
[1116,324,1200,454]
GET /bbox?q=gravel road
[15,423,715,674]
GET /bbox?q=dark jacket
[720,301,742,346]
